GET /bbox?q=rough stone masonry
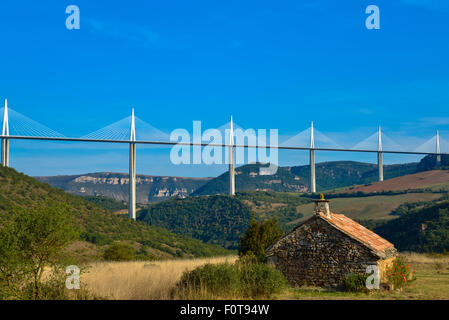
[266,195,397,288]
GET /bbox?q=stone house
[266,196,397,288]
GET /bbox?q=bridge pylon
[1,99,10,167]
[129,108,137,220]
[309,121,316,193]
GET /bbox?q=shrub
[21,267,97,300]
[239,218,283,262]
[385,256,415,290]
[343,274,369,293]
[135,245,157,261]
[176,263,240,298]
[176,259,287,299]
[237,260,287,298]
[103,242,135,261]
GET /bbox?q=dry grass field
[81,256,237,300]
[79,253,449,300]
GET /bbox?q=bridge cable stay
[80,115,168,142]
[280,126,341,149]
[1,102,66,167]
[207,120,254,173]
[351,130,403,151]
[280,124,341,192]
[414,132,449,155]
[0,106,65,138]
[352,128,406,182]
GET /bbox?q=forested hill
[374,200,449,253]
[138,191,309,250]
[0,166,229,259]
[138,195,252,250]
[193,161,419,195]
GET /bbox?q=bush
[177,263,240,298]
[176,258,287,299]
[239,218,283,262]
[385,256,416,290]
[103,242,135,261]
[237,260,287,298]
[135,245,157,261]
[21,267,97,300]
[343,274,369,293]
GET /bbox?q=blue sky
[1,0,448,177]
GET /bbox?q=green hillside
[236,191,307,228]
[139,195,252,249]
[82,195,127,211]
[193,161,419,196]
[292,161,418,190]
[374,200,449,253]
[139,191,309,249]
[192,164,308,195]
[0,166,230,259]
[417,154,449,171]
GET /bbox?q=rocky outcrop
[36,173,211,203]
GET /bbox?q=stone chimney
[313,194,331,218]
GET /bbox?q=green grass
[427,181,449,192]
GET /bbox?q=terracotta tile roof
[319,212,394,252]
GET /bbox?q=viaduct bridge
[1,99,446,220]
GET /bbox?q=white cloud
[86,18,162,48]
[419,117,449,126]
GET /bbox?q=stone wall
[377,256,396,281]
[266,216,396,288]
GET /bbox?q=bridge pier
[309,121,316,193]
[377,126,383,182]
[129,142,136,220]
[378,151,383,182]
[1,138,9,167]
[229,116,235,196]
[128,109,137,220]
[310,149,316,193]
[436,130,441,164]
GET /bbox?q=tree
[0,203,78,299]
[239,218,283,262]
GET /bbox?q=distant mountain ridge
[193,161,420,195]
[37,159,431,202]
[36,172,211,203]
